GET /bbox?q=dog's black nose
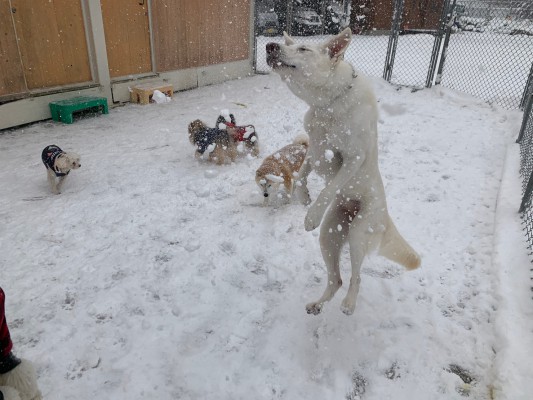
[264,193,269,197]
[266,43,280,67]
[266,42,280,55]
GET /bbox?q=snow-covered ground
[1,69,532,399]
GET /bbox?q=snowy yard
[0,71,532,399]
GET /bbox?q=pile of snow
[0,72,531,399]
[455,16,533,35]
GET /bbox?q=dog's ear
[324,27,352,61]
[283,31,295,46]
[229,114,236,125]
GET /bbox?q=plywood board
[11,0,92,89]
[100,0,153,78]
[152,0,250,72]
[0,0,26,97]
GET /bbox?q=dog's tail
[292,133,310,148]
[378,215,420,270]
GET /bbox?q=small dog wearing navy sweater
[41,145,81,194]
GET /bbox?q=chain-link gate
[437,0,533,109]
[254,1,533,262]
[254,0,390,78]
[384,0,450,88]
[254,1,533,109]
[254,0,450,89]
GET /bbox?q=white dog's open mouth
[267,55,296,70]
[274,61,296,69]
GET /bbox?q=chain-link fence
[254,1,533,261]
[254,0,449,87]
[254,0,393,79]
[438,0,533,109]
[518,67,533,262]
[254,0,533,108]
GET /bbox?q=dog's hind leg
[56,175,67,194]
[341,224,368,315]
[294,159,312,205]
[46,169,58,194]
[378,215,421,270]
[334,199,366,316]
[282,172,293,202]
[250,142,260,157]
[305,196,353,315]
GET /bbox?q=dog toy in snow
[215,114,259,157]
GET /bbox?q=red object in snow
[0,287,13,359]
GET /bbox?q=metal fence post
[320,0,327,35]
[518,71,533,212]
[426,0,452,88]
[383,0,404,82]
[519,171,533,213]
[517,79,533,144]
[520,61,533,110]
[286,0,293,36]
[434,0,457,86]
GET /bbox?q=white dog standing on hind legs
[266,28,421,316]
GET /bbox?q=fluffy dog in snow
[0,288,42,400]
[188,119,238,165]
[255,134,309,205]
[41,144,81,194]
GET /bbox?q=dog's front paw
[304,207,322,231]
[298,190,312,206]
[294,184,311,205]
[305,302,323,315]
[340,296,356,315]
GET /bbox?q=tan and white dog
[41,145,81,194]
[266,28,420,316]
[255,134,309,205]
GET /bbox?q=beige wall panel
[0,0,26,97]
[152,0,250,72]
[11,0,92,89]
[100,0,153,78]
